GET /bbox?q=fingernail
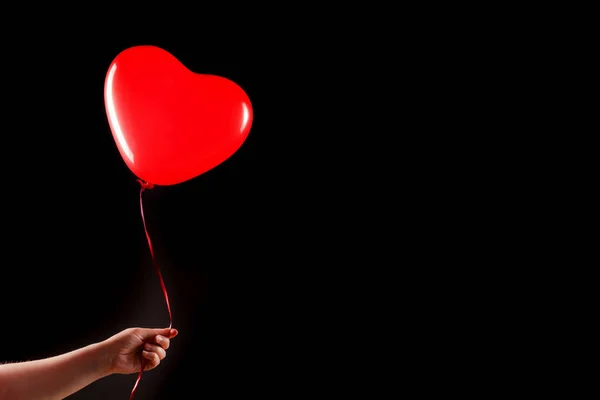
[170,329,178,336]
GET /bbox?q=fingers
[142,350,160,370]
[144,343,167,360]
[154,334,171,350]
[140,331,177,371]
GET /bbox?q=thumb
[136,327,178,340]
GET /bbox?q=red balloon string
[129,179,173,400]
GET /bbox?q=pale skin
[0,327,178,400]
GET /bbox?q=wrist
[89,340,115,378]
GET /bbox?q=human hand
[101,327,179,375]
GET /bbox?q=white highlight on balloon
[106,63,134,164]
[241,102,250,134]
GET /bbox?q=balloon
[104,45,253,186]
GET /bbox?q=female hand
[102,327,179,375]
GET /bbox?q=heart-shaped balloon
[104,45,253,186]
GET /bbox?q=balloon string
[129,179,173,400]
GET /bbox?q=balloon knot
[137,179,155,190]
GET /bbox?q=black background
[0,12,491,400]
[0,31,295,399]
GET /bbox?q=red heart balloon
[104,45,253,186]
